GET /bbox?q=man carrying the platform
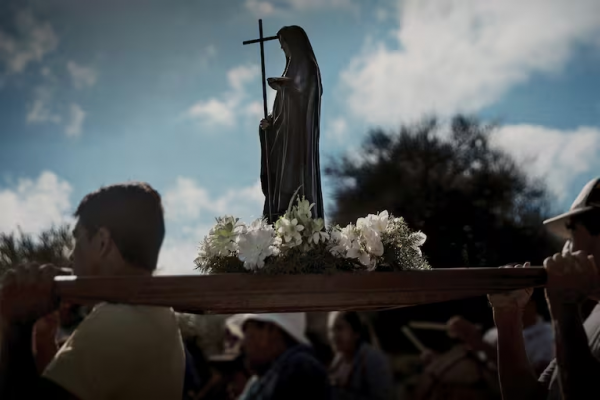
[229,313,331,400]
[489,177,600,400]
[0,182,185,399]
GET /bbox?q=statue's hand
[259,118,270,130]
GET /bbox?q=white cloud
[0,171,264,276]
[0,171,74,235]
[66,61,97,89]
[156,239,203,276]
[340,0,600,126]
[27,90,87,137]
[158,178,264,275]
[164,177,263,222]
[197,45,217,68]
[65,104,86,137]
[186,64,260,127]
[375,8,389,22]
[187,98,234,126]
[245,0,355,16]
[26,86,61,124]
[245,101,264,120]
[40,66,54,79]
[491,125,600,201]
[245,0,276,15]
[328,117,348,143]
[0,10,59,74]
[205,45,217,58]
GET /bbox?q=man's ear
[95,227,113,257]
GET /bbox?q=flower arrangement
[195,196,430,274]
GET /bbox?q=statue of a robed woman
[258,25,324,224]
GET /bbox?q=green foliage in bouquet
[195,196,430,275]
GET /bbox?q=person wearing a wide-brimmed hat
[488,177,600,400]
[229,313,330,400]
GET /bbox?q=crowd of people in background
[1,177,600,399]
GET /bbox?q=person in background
[447,290,554,375]
[0,182,185,400]
[490,177,600,400]
[186,316,250,400]
[214,316,251,400]
[208,353,250,400]
[183,338,207,400]
[328,311,395,400]
[230,312,331,400]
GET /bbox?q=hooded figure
[259,25,324,223]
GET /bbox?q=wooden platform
[55,267,547,314]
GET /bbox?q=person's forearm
[550,302,600,400]
[494,310,547,400]
[0,322,39,399]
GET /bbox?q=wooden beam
[55,267,546,315]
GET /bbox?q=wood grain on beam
[55,268,546,314]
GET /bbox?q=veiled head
[277,25,317,64]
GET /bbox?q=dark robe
[259,46,324,224]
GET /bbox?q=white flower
[236,219,281,270]
[328,230,345,256]
[356,216,370,231]
[362,229,384,257]
[329,225,358,256]
[276,217,305,247]
[311,231,329,245]
[409,231,427,256]
[356,211,388,234]
[356,214,385,258]
[199,215,243,259]
[295,197,314,222]
[372,211,389,233]
[309,218,329,245]
[346,245,377,271]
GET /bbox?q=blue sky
[1,0,600,274]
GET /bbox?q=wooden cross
[242,19,278,120]
[243,19,278,221]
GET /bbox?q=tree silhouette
[0,225,73,278]
[325,115,561,352]
[326,115,559,269]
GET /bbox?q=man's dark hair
[569,209,600,236]
[74,182,165,271]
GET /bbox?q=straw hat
[226,313,310,346]
[544,177,600,239]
